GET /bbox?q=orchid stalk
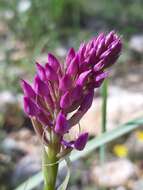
[21,31,122,190]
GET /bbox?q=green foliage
[24,0,82,47]
[82,0,143,37]
[1,0,143,48]
[0,0,82,48]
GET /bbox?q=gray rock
[1,137,25,160]
[116,187,126,190]
[126,131,143,160]
[91,159,136,187]
[0,91,17,112]
[132,180,143,190]
[129,35,143,53]
[12,154,41,186]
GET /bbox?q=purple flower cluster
[22,31,122,155]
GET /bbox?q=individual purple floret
[22,31,122,157]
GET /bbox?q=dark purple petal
[65,48,76,67]
[66,54,79,76]
[37,109,52,126]
[95,72,108,82]
[74,133,88,150]
[55,112,69,135]
[36,94,47,110]
[59,74,73,92]
[79,90,94,112]
[23,97,40,117]
[36,62,46,80]
[68,90,94,127]
[76,70,91,86]
[71,85,82,101]
[100,49,111,60]
[105,31,115,46]
[78,43,86,62]
[48,53,60,72]
[94,71,108,88]
[96,37,106,57]
[79,61,91,72]
[110,39,122,54]
[86,40,94,52]
[45,63,59,82]
[93,60,104,72]
[60,91,72,109]
[34,75,50,98]
[34,76,54,109]
[93,33,105,48]
[21,80,36,100]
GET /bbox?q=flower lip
[74,133,89,150]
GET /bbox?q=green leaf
[15,117,143,190]
[57,158,71,190]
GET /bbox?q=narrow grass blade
[57,158,71,190]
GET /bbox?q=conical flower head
[21,31,122,154]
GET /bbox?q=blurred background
[0,0,143,190]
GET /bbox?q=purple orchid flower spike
[21,31,122,149]
[21,32,122,190]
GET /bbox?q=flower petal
[74,133,88,150]
[55,112,69,135]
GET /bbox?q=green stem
[100,79,108,164]
[42,147,59,190]
[99,80,108,190]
